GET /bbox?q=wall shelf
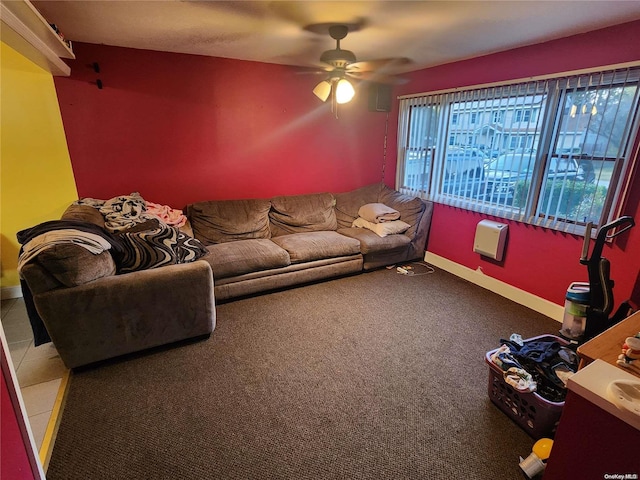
[1,0,75,76]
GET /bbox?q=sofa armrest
[408,199,434,259]
[33,260,215,368]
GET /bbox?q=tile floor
[1,297,68,451]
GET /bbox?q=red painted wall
[388,20,640,307]
[53,43,391,208]
[54,22,640,310]
[1,367,36,480]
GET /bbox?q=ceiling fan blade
[346,57,412,73]
[295,65,333,76]
[346,71,409,85]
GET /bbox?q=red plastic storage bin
[485,335,567,439]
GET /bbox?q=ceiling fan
[308,24,409,109]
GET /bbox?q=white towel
[358,203,400,223]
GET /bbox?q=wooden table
[576,310,640,377]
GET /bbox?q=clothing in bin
[490,335,579,402]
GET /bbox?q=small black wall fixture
[91,61,103,89]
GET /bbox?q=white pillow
[352,217,411,237]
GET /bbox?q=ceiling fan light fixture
[335,78,355,104]
[313,80,332,102]
[320,49,357,68]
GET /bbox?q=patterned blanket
[116,219,207,273]
[99,192,155,232]
[76,193,187,231]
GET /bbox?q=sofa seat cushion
[337,227,411,255]
[186,199,272,245]
[271,231,361,264]
[269,193,337,236]
[201,239,290,279]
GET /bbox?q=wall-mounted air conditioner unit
[474,220,508,261]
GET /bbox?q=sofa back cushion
[34,245,116,288]
[334,183,386,228]
[378,187,425,238]
[61,204,106,229]
[269,193,337,237]
[186,199,272,245]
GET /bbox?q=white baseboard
[1,285,23,300]
[424,251,564,323]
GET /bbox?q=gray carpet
[47,266,560,479]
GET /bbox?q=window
[514,108,538,123]
[397,66,640,234]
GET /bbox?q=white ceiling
[32,0,640,73]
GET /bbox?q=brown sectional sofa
[19,183,432,368]
[188,183,433,301]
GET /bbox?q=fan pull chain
[331,79,339,119]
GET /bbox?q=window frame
[396,62,640,236]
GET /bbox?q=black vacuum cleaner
[560,215,635,343]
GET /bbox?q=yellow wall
[1,42,78,289]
